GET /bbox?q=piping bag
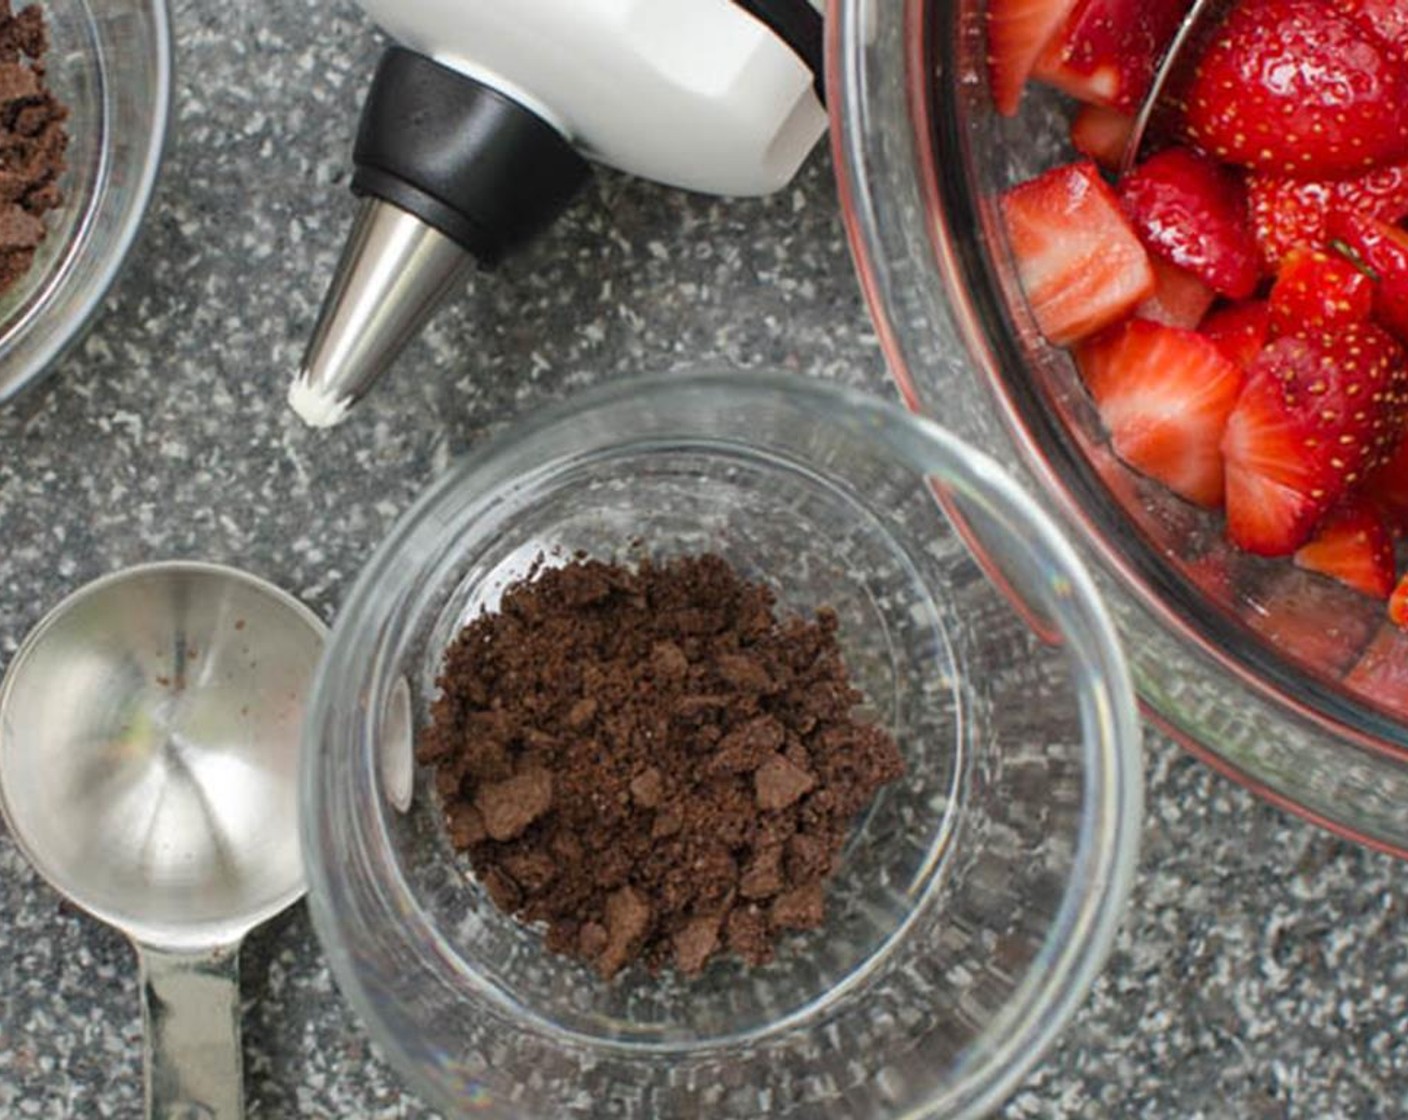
[290,0,827,428]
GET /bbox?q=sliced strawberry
[1223,379,1330,554]
[1247,176,1335,272]
[1179,549,1236,603]
[1337,161,1408,225]
[1117,146,1260,299]
[1391,573,1408,628]
[1077,318,1245,506]
[988,0,1082,116]
[1136,257,1216,328]
[1268,246,1374,338]
[1182,0,1408,178]
[1327,0,1408,53]
[1031,0,1188,112]
[1001,160,1156,345]
[1222,325,1408,553]
[1343,624,1408,721]
[1201,300,1271,368]
[1070,104,1135,171]
[1360,426,1408,529]
[1293,496,1396,599]
[1245,569,1380,671]
[1247,161,1408,271]
[1326,209,1408,342]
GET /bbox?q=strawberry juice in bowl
[829,0,1408,853]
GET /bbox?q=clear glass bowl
[301,372,1141,1119]
[0,0,171,402]
[829,0,1408,855]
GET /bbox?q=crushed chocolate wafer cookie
[418,554,905,979]
[0,2,67,297]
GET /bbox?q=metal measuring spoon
[0,562,325,1120]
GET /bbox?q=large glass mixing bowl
[0,0,170,403]
[829,0,1408,855]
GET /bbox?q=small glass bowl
[301,372,1142,1119]
[0,0,171,402]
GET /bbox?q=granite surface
[1,0,1406,1116]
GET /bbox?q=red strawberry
[1327,0,1408,53]
[1337,162,1408,224]
[1343,624,1408,721]
[1201,300,1271,368]
[1326,209,1408,342]
[1360,426,1408,529]
[1117,147,1260,299]
[1222,373,1331,554]
[1222,324,1408,553]
[1031,0,1188,112]
[1391,573,1408,628]
[1244,569,1381,671]
[1070,104,1135,171]
[1246,176,1332,272]
[1002,160,1156,345]
[1247,161,1408,270]
[988,0,1082,116]
[1293,496,1396,598]
[1182,0,1408,178]
[1077,318,1245,506]
[1136,257,1216,328]
[1268,246,1374,338]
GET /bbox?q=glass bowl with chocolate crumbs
[302,371,1143,1120]
[0,0,169,404]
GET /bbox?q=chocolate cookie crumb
[419,554,905,979]
[0,2,67,298]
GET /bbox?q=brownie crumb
[0,1,67,298]
[418,554,905,979]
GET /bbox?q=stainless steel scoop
[0,561,326,1120]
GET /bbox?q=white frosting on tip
[288,376,352,429]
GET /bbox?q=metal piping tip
[291,196,472,429]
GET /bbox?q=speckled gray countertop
[1,1,1406,1117]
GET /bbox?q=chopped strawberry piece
[1391,573,1408,628]
[987,0,1082,116]
[1001,160,1155,345]
[1201,300,1271,368]
[1293,496,1396,599]
[1117,146,1260,299]
[1222,325,1408,553]
[1247,176,1334,272]
[1179,549,1238,604]
[1182,0,1408,178]
[1031,0,1188,112]
[1136,257,1216,328]
[1343,624,1408,721]
[1069,104,1136,171]
[1245,570,1381,671]
[1360,426,1408,529]
[1327,0,1408,53]
[1268,246,1374,338]
[1337,161,1408,225]
[1326,209,1408,343]
[1223,385,1329,554]
[1247,161,1408,270]
[1077,318,1245,506]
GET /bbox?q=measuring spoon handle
[138,941,245,1120]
